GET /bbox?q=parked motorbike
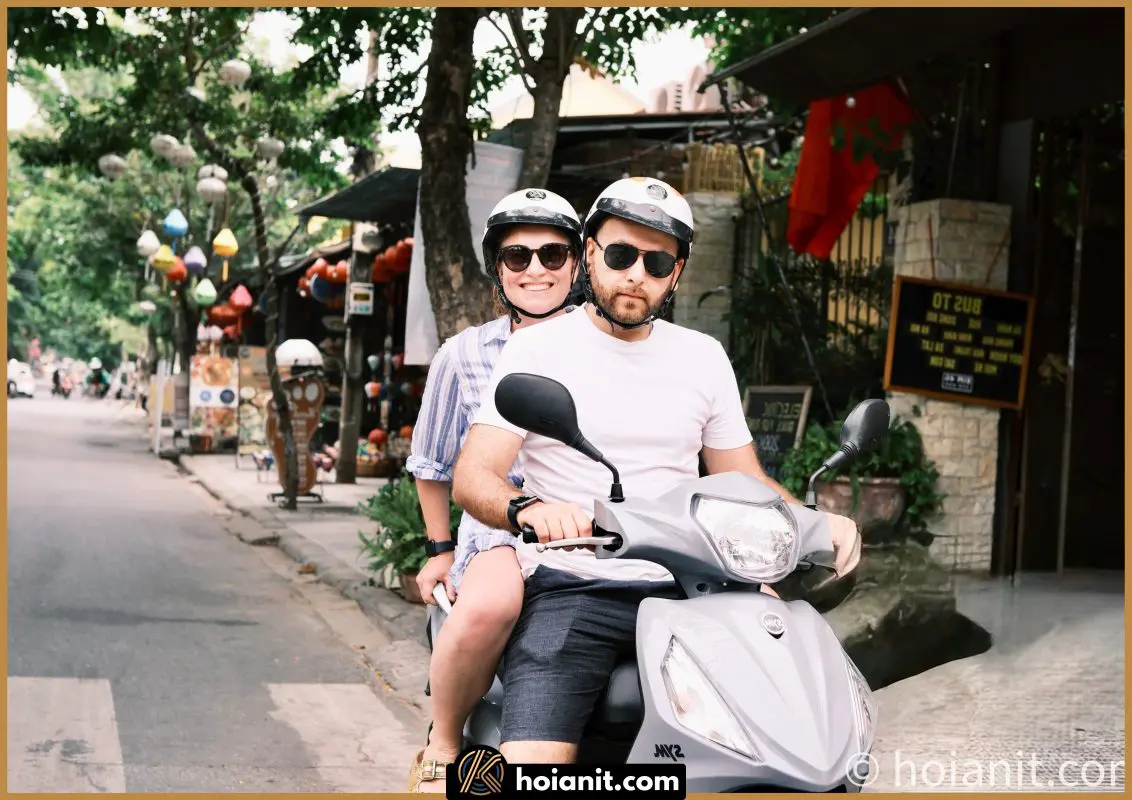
[426,373,890,793]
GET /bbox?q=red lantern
[229,284,253,312]
[367,428,388,447]
[208,305,239,327]
[167,257,188,283]
[399,424,414,439]
[311,258,329,279]
[223,324,238,340]
[364,381,381,398]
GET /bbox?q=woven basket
[684,143,765,194]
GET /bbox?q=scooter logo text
[654,744,685,761]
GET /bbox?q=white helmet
[481,188,583,321]
[582,177,695,261]
[580,177,695,329]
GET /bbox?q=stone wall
[890,199,1012,572]
[671,191,741,349]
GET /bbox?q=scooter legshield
[628,592,868,793]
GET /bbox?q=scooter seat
[592,660,643,727]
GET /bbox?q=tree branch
[486,11,535,92]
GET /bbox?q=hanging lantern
[311,257,330,279]
[219,58,252,86]
[207,305,239,327]
[196,176,227,204]
[152,245,176,273]
[367,428,388,447]
[193,277,218,307]
[198,164,229,182]
[150,134,179,159]
[364,381,381,399]
[163,208,189,238]
[366,354,380,372]
[98,154,128,180]
[229,284,253,312]
[166,257,188,283]
[136,229,161,257]
[183,245,208,275]
[170,143,196,168]
[255,137,285,160]
[138,300,158,315]
[213,227,238,282]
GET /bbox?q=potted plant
[357,470,462,604]
[779,410,944,545]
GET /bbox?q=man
[452,177,861,765]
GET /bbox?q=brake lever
[535,536,620,553]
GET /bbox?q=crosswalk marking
[7,677,127,793]
[265,682,417,792]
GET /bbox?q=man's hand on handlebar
[516,501,593,551]
[826,512,862,578]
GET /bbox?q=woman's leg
[411,546,524,792]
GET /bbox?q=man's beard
[592,279,665,326]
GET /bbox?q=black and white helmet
[581,177,695,329]
[481,188,583,321]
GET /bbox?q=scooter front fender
[628,592,868,792]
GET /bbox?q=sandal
[408,747,451,793]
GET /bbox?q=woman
[405,188,583,793]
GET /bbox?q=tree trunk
[517,8,585,189]
[418,7,496,341]
[242,173,300,510]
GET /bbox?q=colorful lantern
[228,284,253,312]
[183,245,208,275]
[367,428,388,447]
[207,305,239,327]
[198,164,229,182]
[213,227,238,282]
[152,245,176,273]
[166,257,188,283]
[219,59,251,86]
[256,137,285,160]
[150,134,179,159]
[196,176,226,204]
[98,154,127,180]
[366,355,380,372]
[193,277,218,307]
[364,381,381,399]
[170,144,196,168]
[163,209,189,238]
[136,229,161,258]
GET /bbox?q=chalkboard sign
[743,385,813,480]
[883,276,1035,410]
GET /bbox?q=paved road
[7,395,425,792]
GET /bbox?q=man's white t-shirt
[473,305,753,583]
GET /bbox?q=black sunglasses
[498,243,574,272]
[594,240,679,279]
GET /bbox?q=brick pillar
[672,191,741,348]
[889,199,1012,572]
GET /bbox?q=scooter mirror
[494,373,626,502]
[839,398,891,457]
[495,373,584,449]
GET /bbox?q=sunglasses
[594,240,679,279]
[498,243,574,272]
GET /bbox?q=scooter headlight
[659,636,761,762]
[844,654,877,754]
[692,495,799,583]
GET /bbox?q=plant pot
[815,476,907,542]
[398,572,424,604]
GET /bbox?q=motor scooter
[426,373,889,792]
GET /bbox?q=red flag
[787,81,915,261]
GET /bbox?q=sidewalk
[174,450,434,718]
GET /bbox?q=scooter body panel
[629,593,865,792]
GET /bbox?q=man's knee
[501,741,577,764]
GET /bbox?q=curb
[172,452,433,718]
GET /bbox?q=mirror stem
[602,458,625,502]
[805,465,826,510]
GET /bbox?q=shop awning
[296,166,420,224]
[275,239,352,277]
[698,7,1099,109]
